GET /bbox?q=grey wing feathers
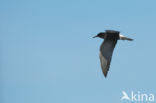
[99,40,117,77]
[99,52,110,77]
[105,30,120,34]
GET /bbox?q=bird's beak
[93,35,98,38]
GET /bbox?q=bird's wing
[99,40,117,77]
[105,30,120,34]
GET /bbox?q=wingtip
[104,73,107,78]
[101,65,109,78]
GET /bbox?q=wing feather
[99,40,117,77]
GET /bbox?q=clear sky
[0,0,156,103]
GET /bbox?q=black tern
[93,30,133,77]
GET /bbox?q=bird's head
[93,32,106,39]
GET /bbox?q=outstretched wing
[99,40,117,77]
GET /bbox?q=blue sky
[0,0,156,103]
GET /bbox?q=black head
[93,32,106,39]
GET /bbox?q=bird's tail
[119,34,133,41]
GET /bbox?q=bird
[93,30,133,77]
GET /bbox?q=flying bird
[93,30,133,77]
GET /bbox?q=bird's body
[93,30,133,77]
